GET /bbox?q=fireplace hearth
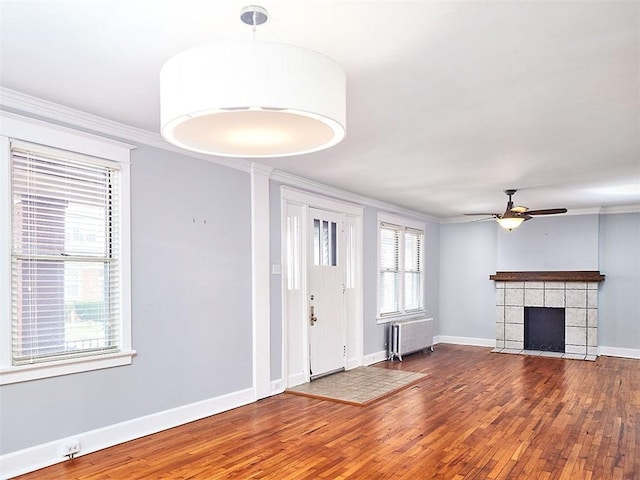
[491,271,604,361]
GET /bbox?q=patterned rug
[285,366,427,406]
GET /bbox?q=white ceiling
[1,0,638,218]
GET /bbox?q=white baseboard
[436,335,495,348]
[598,346,640,359]
[363,350,387,366]
[346,357,362,370]
[287,372,307,388]
[0,387,255,480]
[436,337,640,360]
[270,378,285,395]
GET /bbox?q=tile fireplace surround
[491,271,605,361]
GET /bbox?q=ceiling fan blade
[464,213,499,216]
[525,208,568,215]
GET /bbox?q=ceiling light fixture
[496,216,525,231]
[160,5,346,158]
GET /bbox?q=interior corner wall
[362,208,440,356]
[0,144,254,455]
[439,221,498,340]
[598,212,640,350]
[439,215,601,341]
[424,218,441,340]
[440,212,640,352]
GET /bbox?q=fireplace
[524,307,565,352]
[490,271,604,360]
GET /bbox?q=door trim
[280,187,363,388]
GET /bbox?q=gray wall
[439,213,640,351]
[497,214,599,270]
[424,218,441,339]
[598,213,640,349]
[0,145,253,454]
[439,221,497,339]
[362,207,384,354]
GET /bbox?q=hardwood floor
[16,344,639,479]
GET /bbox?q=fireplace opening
[524,307,565,352]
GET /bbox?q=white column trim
[251,163,273,399]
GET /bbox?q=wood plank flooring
[15,344,640,479]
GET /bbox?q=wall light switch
[271,264,282,275]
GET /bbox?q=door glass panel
[315,218,340,267]
[330,221,337,266]
[322,220,329,266]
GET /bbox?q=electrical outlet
[63,440,80,458]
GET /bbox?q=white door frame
[280,187,363,387]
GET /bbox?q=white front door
[308,208,346,379]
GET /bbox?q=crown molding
[0,88,435,221]
[600,204,640,215]
[441,205,640,224]
[251,162,274,177]
[270,169,438,223]
[0,87,252,173]
[5,87,633,221]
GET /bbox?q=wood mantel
[489,271,605,282]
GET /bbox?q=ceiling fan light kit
[496,216,525,231]
[160,5,346,158]
[465,189,568,231]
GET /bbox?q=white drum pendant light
[160,6,346,158]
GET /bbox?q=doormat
[285,366,427,406]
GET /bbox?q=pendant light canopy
[160,6,346,158]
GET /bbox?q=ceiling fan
[464,189,568,231]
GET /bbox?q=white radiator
[388,317,434,361]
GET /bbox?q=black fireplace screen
[524,307,565,353]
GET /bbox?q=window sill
[377,312,426,325]
[0,350,136,385]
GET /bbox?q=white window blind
[10,143,121,365]
[404,228,423,312]
[379,223,401,316]
[378,221,424,318]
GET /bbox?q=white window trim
[376,212,425,324]
[0,111,135,385]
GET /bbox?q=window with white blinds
[10,143,121,365]
[378,219,424,319]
